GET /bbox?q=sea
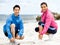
[0,14,40,23]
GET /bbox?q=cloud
[0,0,6,3]
[0,0,60,14]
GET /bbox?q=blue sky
[0,0,60,15]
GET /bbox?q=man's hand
[10,38,15,42]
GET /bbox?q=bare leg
[16,34,20,39]
[10,24,15,38]
[38,25,43,40]
[20,36,24,40]
[16,34,24,40]
[46,33,50,35]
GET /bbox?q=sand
[0,20,60,45]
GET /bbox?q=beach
[0,20,60,45]
[0,0,60,45]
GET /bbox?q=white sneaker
[48,34,54,40]
[44,34,54,41]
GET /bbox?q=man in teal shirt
[3,5,24,42]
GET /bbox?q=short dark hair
[13,5,20,10]
[41,2,48,7]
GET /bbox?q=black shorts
[4,27,19,37]
[35,22,57,34]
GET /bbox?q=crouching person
[3,5,24,42]
[35,2,58,41]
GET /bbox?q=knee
[38,22,43,25]
[38,22,44,28]
[35,27,39,32]
[10,24,15,28]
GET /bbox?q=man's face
[41,4,48,12]
[13,7,20,16]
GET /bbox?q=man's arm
[6,17,13,39]
[18,18,24,37]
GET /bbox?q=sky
[0,0,60,15]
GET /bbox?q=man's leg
[10,24,15,38]
[16,33,24,40]
[20,35,24,40]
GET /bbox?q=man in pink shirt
[35,2,58,40]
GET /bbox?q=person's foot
[17,44,20,45]
[10,38,15,42]
[20,36,24,40]
[48,34,53,40]
[44,34,54,41]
